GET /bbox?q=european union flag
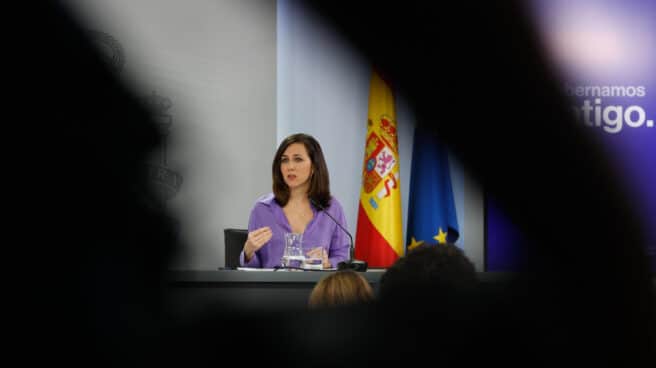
[406,126,459,251]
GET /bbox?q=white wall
[64,0,277,270]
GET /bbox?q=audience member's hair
[308,270,374,308]
[379,243,478,300]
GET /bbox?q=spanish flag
[354,70,403,268]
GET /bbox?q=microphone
[310,198,368,272]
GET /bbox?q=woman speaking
[240,133,350,269]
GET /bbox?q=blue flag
[406,126,459,251]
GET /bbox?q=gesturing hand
[244,226,272,261]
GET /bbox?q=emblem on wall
[88,30,125,73]
[88,30,183,200]
[142,91,183,200]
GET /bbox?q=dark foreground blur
[16,1,654,367]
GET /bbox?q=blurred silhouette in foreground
[21,2,176,366]
[22,1,654,367]
[301,0,655,366]
[378,243,478,301]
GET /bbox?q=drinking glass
[303,246,324,270]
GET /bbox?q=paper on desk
[237,267,276,271]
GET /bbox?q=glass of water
[303,246,324,270]
[282,232,304,269]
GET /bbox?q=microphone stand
[311,199,368,272]
[336,228,368,272]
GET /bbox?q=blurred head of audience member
[308,270,374,308]
[378,243,478,302]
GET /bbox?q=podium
[166,269,385,315]
[165,270,515,320]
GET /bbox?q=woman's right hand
[243,226,273,261]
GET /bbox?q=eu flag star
[408,236,424,251]
[434,227,448,244]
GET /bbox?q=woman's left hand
[321,248,330,269]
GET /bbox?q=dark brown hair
[379,243,478,300]
[308,270,374,308]
[272,133,331,208]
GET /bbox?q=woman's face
[280,142,313,191]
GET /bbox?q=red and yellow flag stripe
[354,70,403,268]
